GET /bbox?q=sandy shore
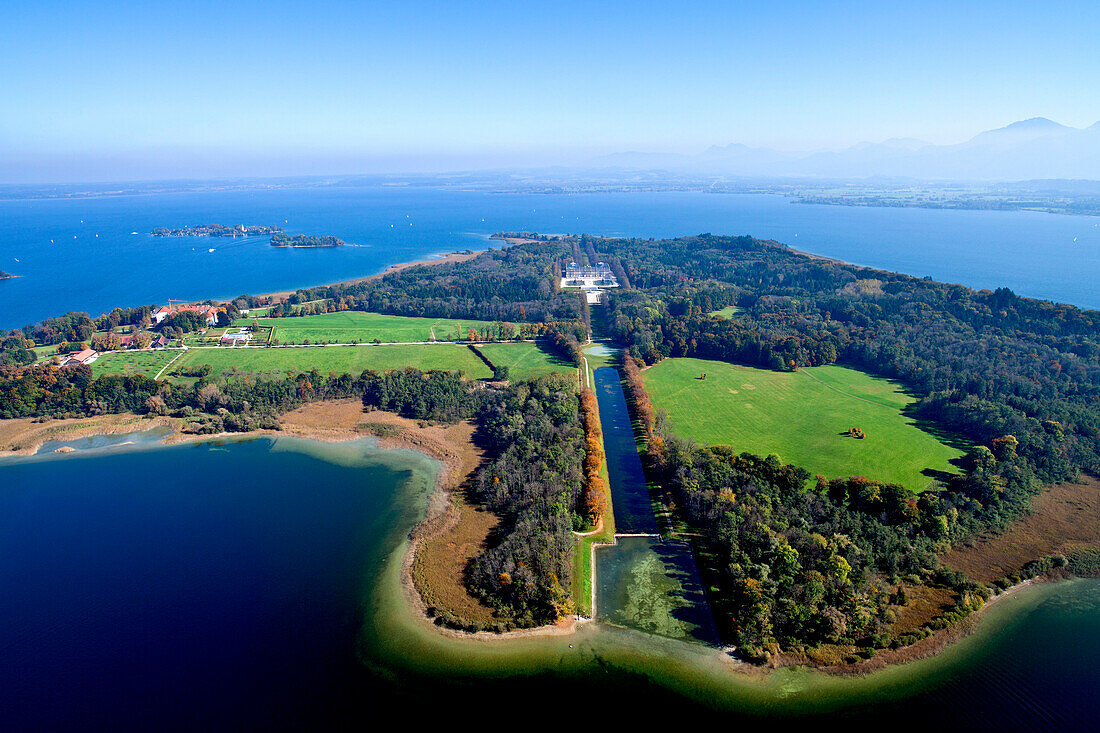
[0,413,182,457]
[0,402,581,641]
[2,403,1075,659]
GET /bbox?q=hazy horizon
[3,1,1100,183]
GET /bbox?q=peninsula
[151,224,284,237]
[0,270,15,281]
[1,233,1098,675]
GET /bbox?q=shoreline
[0,407,1084,671]
[798,578,1041,676]
[0,404,588,643]
[247,250,480,302]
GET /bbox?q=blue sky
[2,0,1099,181]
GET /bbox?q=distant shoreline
[247,250,479,302]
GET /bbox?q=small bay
[0,437,1098,727]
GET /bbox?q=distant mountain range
[596,118,1100,180]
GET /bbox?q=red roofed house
[177,305,219,326]
[61,348,99,366]
[152,306,172,324]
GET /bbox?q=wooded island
[151,224,284,237]
[269,233,345,248]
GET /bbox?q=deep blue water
[0,438,431,730]
[2,188,1100,329]
[1,439,1099,728]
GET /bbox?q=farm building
[61,348,99,366]
[117,332,168,349]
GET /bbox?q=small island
[0,270,16,281]
[152,224,284,237]
[270,233,344,248]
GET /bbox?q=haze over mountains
[598,118,1100,181]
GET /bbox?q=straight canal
[591,366,718,645]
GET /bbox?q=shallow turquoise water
[1,438,1098,728]
[596,536,718,644]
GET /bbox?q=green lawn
[708,306,743,318]
[92,350,182,379]
[171,344,492,379]
[643,358,964,491]
[32,346,63,364]
[247,311,501,344]
[475,342,576,380]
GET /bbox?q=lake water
[2,437,1098,728]
[2,188,1100,329]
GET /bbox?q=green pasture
[642,358,964,491]
[248,311,501,345]
[171,344,492,379]
[475,342,576,381]
[91,350,182,379]
[708,306,743,318]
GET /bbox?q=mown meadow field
[91,350,181,379]
[474,342,575,380]
[171,343,492,379]
[643,357,965,491]
[246,311,500,344]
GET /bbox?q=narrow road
[153,348,187,380]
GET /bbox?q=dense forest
[0,361,358,432]
[269,233,344,247]
[277,241,583,324]
[596,234,1099,493]
[4,231,1100,651]
[596,233,1100,654]
[466,372,587,625]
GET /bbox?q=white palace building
[560,261,619,303]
